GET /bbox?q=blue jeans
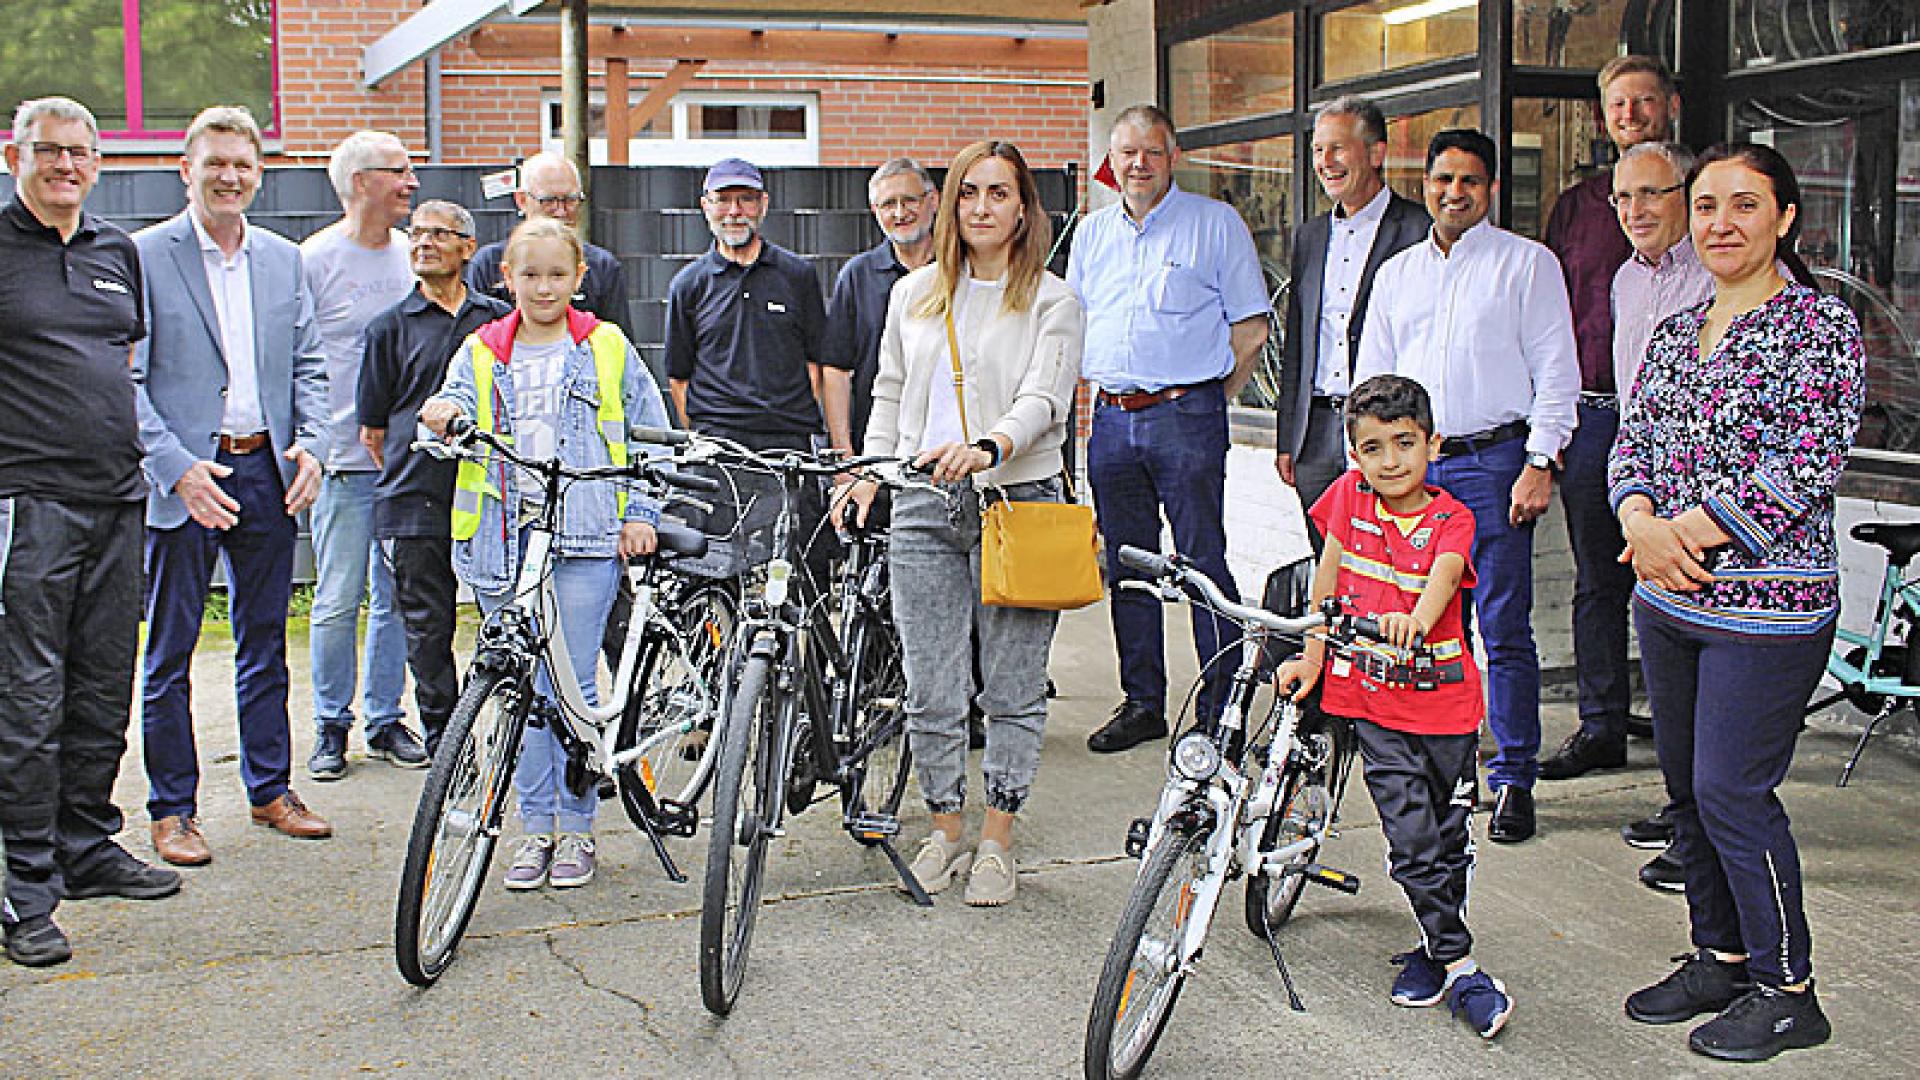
[309,470,408,737]
[474,555,618,834]
[1559,402,1635,740]
[1088,382,1241,719]
[1429,436,1541,790]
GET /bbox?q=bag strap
[943,306,970,442]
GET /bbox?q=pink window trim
[98,0,282,146]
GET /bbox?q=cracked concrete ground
[2,605,1917,1078]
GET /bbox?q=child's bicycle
[1805,520,1920,786]
[1084,546,1438,1080]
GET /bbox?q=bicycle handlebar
[1115,544,1416,649]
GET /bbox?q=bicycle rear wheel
[395,660,529,986]
[1244,717,1344,937]
[843,612,911,836]
[1085,821,1208,1080]
[615,581,740,822]
[699,645,777,1015]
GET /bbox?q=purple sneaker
[504,835,554,891]
[549,833,596,889]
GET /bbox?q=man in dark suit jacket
[131,106,335,867]
[1275,96,1431,552]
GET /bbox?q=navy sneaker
[1390,949,1450,1007]
[368,723,430,769]
[308,726,348,781]
[1689,983,1830,1062]
[1449,969,1513,1039]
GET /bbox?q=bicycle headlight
[1170,732,1222,783]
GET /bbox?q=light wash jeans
[475,555,618,834]
[309,470,407,736]
[890,480,1060,814]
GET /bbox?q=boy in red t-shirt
[1276,374,1512,1040]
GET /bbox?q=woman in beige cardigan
[841,140,1083,907]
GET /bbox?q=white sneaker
[905,832,971,895]
[965,840,1017,907]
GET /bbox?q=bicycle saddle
[654,517,710,560]
[1852,521,1920,566]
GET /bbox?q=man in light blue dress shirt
[1070,104,1271,752]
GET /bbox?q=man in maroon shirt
[1539,56,1682,780]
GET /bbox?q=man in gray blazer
[1275,96,1432,551]
[131,106,334,867]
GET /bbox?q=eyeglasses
[363,164,416,177]
[28,142,94,166]
[408,225,471,243]
[873,193,927,213]
[532,193,585,211]
[1608,182,1686,208]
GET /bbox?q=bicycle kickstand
[878,837,935,907]
[1260,906,1307,1012]
[631,791,688,883]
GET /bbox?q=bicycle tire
[1243,717,1344,938]
[1084,821,1207,1080]
[699,645,776,1016]
[395,660,529,986]
[614,581,740,823]
[843,611,911,837]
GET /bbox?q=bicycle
[1084,546,1419,1080]
[697,442,937,1016]
[1805,520,1920,786]
[393,421,723,987]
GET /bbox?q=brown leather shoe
[150,815,212,866]
[249,791,333,839]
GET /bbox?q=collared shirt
[357,283,511,538]
[190,212,265,435]
[467,239,631,339]
[1354,220,1580,457]
[0,197,147,503]
[301,222,415,471]
[1610,235,1714,401]
[664,243,834,437]
[1544,170,1633,393]
[1068,184,1268,393]
[823,239,913,446]
[1315,184,1391,398]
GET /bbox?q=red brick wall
[254,0,1089,173]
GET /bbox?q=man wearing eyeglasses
[131,104,336,869]
[1538,56,1683,783]
[301,131,429,782]
[355,200,509,758]
[0,96,175,967]
[466,151,630,341]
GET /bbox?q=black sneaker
[308,726,348,781]
[3,914,72,967]
[368,723,430,769]
[1639,850,1685,893]
[1689,983,1831,1062]
[1538,729,1627,780]
[1621,810,1675,850]
[1626,949,1754,1024]
[1086,701,1166,754]
[64,845,182,901]
[1486,785,1536,844]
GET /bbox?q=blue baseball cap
[702,157,765,193]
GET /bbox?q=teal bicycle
[1806,521,1920,786]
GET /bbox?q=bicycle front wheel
[615,580,740,820]
[699,646,776,1016]
[395,660,529,986]
[1085,821,1208,1080]
[843,612,911,834]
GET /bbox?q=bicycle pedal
[1300,863,1361,895]
[845,813,900,840]
[1123,817,1152,859]
[653,798,701,838]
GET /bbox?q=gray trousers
[890,480,1060,814]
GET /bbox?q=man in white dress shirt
[1354,128,1580,844]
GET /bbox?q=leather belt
[1096,379,1218,412]
[1579,391,1619,410]
[1437,419,1528,459]
[1312,393,1346,412]
[219,432,270,455]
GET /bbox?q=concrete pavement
[3,605,1918,1078]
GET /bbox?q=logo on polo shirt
[1409,527,1433,550]
[93,277,130,295]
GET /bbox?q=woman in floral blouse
[1608,143,1863,1063]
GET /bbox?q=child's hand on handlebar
[1375,611,1428,650]
[1274,655,1323,702]
[419,399,462,438]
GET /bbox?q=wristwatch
[1525,452,1556,472]
[974,438,1002,468]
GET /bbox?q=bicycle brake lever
[411,439,458,460]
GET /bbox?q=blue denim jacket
[432,322,671,592]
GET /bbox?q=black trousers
[1352,719,1480,964]
[0,495,143,925]
[383,536,459,750]
[1559,402,1636,740]
[1291,395,1349,557]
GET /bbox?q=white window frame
[542,90,820,167]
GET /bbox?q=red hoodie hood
[474,306,601,363]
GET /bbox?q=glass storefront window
[1512,0,1680,69]
[1734,81,1920,457]
[1177,134,1297,273]
[1732,0,1920,69]
[1320,0,1479,85]
[1509,97,1612,238]
[1168,12,1295,129]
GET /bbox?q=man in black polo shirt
[821,157,935,455]
[358,199,510,757]
[0,97,181,968]
[467,151,630,340]
[666,157,838,586]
